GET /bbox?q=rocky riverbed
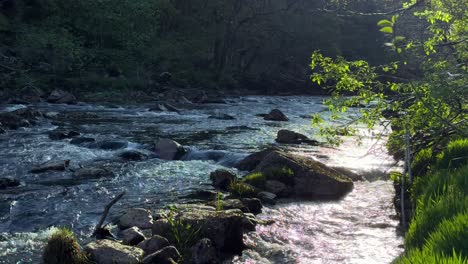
[0,95,403,263]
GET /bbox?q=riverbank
[0,96,403,263]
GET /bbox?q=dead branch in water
[92,192,126,237]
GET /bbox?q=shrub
[424,213,468,258]
[411,147,433,178]
[42,227,89,264]
[436,139,468,171]
[396,249,468,264]
[405,193,468,250]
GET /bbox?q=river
[0,96,403,263]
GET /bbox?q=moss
[436,139,468,171]
[42,227,89,264]
[242,172,266,188]
[424,213,468,258]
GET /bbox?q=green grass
[405,193,468,250]
[411,147,433,178]
[424,213,468,258]
[228,179,257,198]
[42,227,89,264]
[242,172,266,188]
[396,249,468,264]
[242,167,295,188]
[436,139,468,171]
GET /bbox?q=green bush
[411,147,433,178]
[396,249,468,264]
[436,139,468,171]
[424,213,468,258]
[42,227,89,264]
[405,193,468,250]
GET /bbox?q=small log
[92,192,126,237]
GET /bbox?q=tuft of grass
[424,213,468,258]
[167,206,200,262]
[215,192,224,211]
[228,179,257,198]
[396,248,468,264]
[405,193,468,250]
[42,227,89,264]
[242,172,266,188]
[436,139,468,171]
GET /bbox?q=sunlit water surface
[0,96,403,263]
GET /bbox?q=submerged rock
[118,150,148,161]
[0,112,30,129]
[30,160,70,173]
[0,177,20,189]
[210,169,236,190]
[96,140,128,150]
[255,151,353,199]
[154,139,186,160]
[275,129,318,145]
[47,89,77,104]
[208,113,235,120]
[84,239,144,264]
[263,109,288,121]
[137,235,170,256]
[11,107,43,120]
[70,137,96,145]
[142,246,181,264]
[119,208,154,230]
[48,128,80,140]
[73,167,114,179]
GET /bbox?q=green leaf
[377,19,393,27]
[380,27,393,34]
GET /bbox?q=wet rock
[241,198,262,215]
[84,239,144,264]
[151,219,171,238]
[97,140,128,150]
[8,86,44,104]
[0,112,30,129]
[207,199,244,211]
[275,129,318,145]
[190,238,218,264]
[331,167,365,181]
[56,112,99,119]
[208,113,235,120]
[173,208,254,254]
[184,190,218,201]
[226,126,259,131]
[0,177,20,189]
[48,128,80,140]
[122,227,146,246]
[263,109,288,121]
[73,167,114,179]
[30,160,70,173]
[11,107,43,120]
[0,125,5,134]
[235,147,281,171]
[149,103,180,113]
[47,89,77,104]
[210,169,236,190]
[265,180,288,196]
[137,235,170,256]
[119,208,154,230]
[154,139,186,160]
[118,150,148,161]
[257,191,277,205]
[142,246,181,264]
[70,137,96,145]
[255,151,353,199]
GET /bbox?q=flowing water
[0,96,403,263]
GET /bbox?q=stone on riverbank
[121,227,146,246]
[119,208,154,230]
[84,239,144,264]
[190,238,218,264]
[137,235,170,256]
[142,246,181,264]
[154,139,186,160]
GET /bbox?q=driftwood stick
[92,192,126,237]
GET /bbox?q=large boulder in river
[84,239,144,264]
[276,129,318,145]
[254,151,353,199]
[264,109,288,121]
[47,89,77,104]
[235,147,281,171]
[154,139,186,160]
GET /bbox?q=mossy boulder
[253,151,353,200]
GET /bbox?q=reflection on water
[0,96,402,263]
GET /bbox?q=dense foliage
[0,0,390,96]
